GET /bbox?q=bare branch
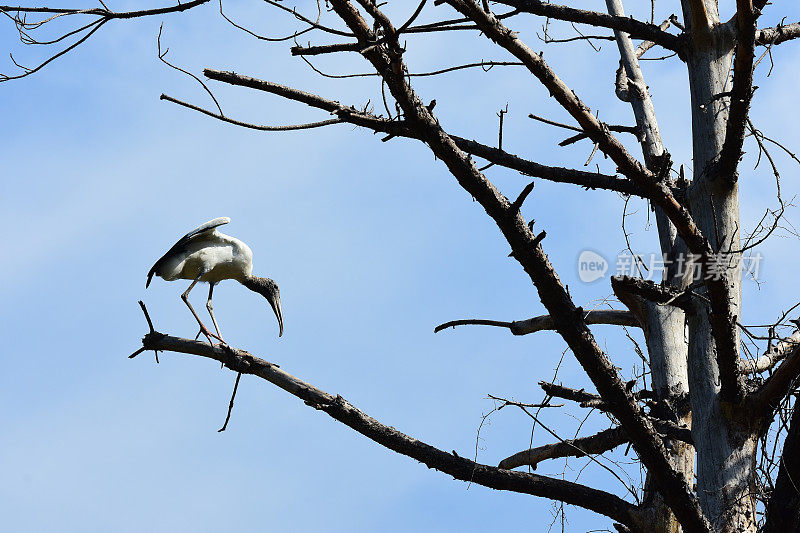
[740,331,800,374]
[441,0,741,405]
[559,125,640,147]
[485,0,683,53]
[685,0,713,44]
[452,137,644,196]
[324,2,709,528]
[716,0,757,185]
[752,342,800,417]
[402,8,521,34]
[635,18,673,58]
[610,276,693,310]
[528,113,582,132]
[203,69,644,196]
[0,18,105,81]
[0,0,211,81]
[396,0,428,34]
[409,60,524,77]
[491,395,641,500]
[280,57,526,78]
[290,42,362,55]
[0,0,210,18]
[219,0,314,43]
[262,0,353,38]
[158,23,223,116]
[756,21,800,46]
[499,426,628,470]
[136,332,647,529]
[434,309,637,335]
[539,381,606,405]
[160,93,342,131]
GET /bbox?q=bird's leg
[182,276,223,344]
[206,282,225,344]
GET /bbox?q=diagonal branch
[740,331,800,374]
[439,0,696,245]
[325,1,709,530]
[499,426,628,470]
[136,332,647,530]
[750,342,800,418]
[442,0,743,405]
[716,0,757,185]
[537,381,691,443]
[484,0,683,53]
[606,0,677,256]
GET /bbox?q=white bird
[146,217,283,342]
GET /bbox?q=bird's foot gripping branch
[128,300,253,432]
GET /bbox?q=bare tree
[4,0,800,531]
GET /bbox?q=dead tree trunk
[681,2,754,530]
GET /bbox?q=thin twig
[218,371,242,432]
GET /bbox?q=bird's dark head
[242,276,284,337]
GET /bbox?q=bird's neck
[241,274,258,291]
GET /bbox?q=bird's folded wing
[177,217,231,245]
[146,217,230,287]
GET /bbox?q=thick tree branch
[610,276,692,310]
[540,381,608,405]
[499,427,628,470]
[322,2,709,529]
[441,0,742,405]
[435,309,637,335]
[716,0,757,186]
[740,331,800,374]
[485,0,683,53]
[291,42,362,56]
[449,137,644,195]
[136,332,646,530]
[538,382,691,444]
[606,0,678,256]
[751,342,800,418]
[756,22,800,46]
[439,0,699,249]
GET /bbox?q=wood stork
[146,217,283,342]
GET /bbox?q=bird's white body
[146,217,284,339]
[158,230,254,284]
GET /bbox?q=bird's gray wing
[146,217,230,287]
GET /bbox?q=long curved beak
[266,287,284,337]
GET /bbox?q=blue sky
[1,1,799,531]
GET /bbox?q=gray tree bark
[681,1,755,531]
[606,1,692,529]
